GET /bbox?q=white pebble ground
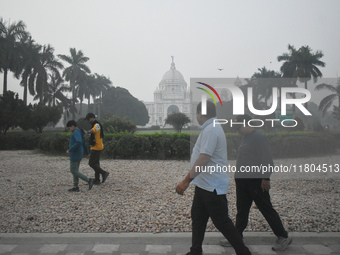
[0,150,339,233]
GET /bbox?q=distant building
[143,58,245,127]
[144,57,191,127]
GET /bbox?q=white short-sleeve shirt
[190,118,229,195]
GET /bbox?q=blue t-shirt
[68,128,84,162]
[191,118,229,195]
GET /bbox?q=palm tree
[315,79,340,119]
[91,74,112,116]
[252,66,282,107]
[62,96,78,126]
[76,73,112,115]
[277,45,299,79]
[43,74,70,107]
[278,44,325,110]
[0,18,29,94]
[239,78,261,114]
[58,48,91,119]
[19,35,41,105]
[75,71,90,115]
[29,44,63,104]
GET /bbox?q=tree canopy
[165,112,190,133]
[101,87,149,126]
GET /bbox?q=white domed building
[144,57,191,127]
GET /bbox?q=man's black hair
[196,100,216,118]
[66,120,77,127]
[85,112,96,120]
[234,114,252,125]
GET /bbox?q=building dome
[161,61,185,81]
[145,56,192,128]
[159,57,187,89]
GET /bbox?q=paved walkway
[0,232,339,255]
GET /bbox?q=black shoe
[68,187,79,192]
[93,179,101,185]
[88,178,94,190]
[102,172,110,183]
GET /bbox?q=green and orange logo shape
[196,82,223,106]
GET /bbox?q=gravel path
[0,150,339,233]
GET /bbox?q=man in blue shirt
[67,120,94,192]
[220,114,291,251]
[176,101,251,255]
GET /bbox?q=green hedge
[225,132,338,159]
[0,132,41,150]
[38,133,69,153]
[102,133,191,159]
[267,132,338,158]
[0,131,339,160]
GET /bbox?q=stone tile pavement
[0,232,339,255]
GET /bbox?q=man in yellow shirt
[85,113,109,185]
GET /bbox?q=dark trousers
[191,187,251,255]
[235,179,287,238]
[89,150,106,181]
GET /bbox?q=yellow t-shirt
[90,123,104,151]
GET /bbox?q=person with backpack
[66,120,94,192]
[84,113,109,185]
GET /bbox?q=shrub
[103,116,136,134]
[134,136,152,158]
[115,134,136,158]
[149,125,161,130]
[172,139,190,159]
[37,133,69,152]
[165,112,190,133]
[2,131,339,161]
[313,122,324,132]
[266,132,337,158]
[148,134,174,159]
[103,136,118,158]
[293,117,305,131]
[0,132,40,150]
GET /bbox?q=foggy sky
[1,0,340,105]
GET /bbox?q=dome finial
[171,55,175,69]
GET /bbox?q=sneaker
[88,178,94,190]
[102,172,110,183]
[272,236,292,251]
[219,239,231,247]
[68,187,79,192]
[93,179,101,185]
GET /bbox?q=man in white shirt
[176,101,251,255]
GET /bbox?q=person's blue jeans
[70,161,89,187]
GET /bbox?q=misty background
[1,0,340,106]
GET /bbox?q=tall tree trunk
[3,69,8,94]
[23,83,28,105]
[71,80,76,120]
[304,80,308,110]
[79,100,83,116]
